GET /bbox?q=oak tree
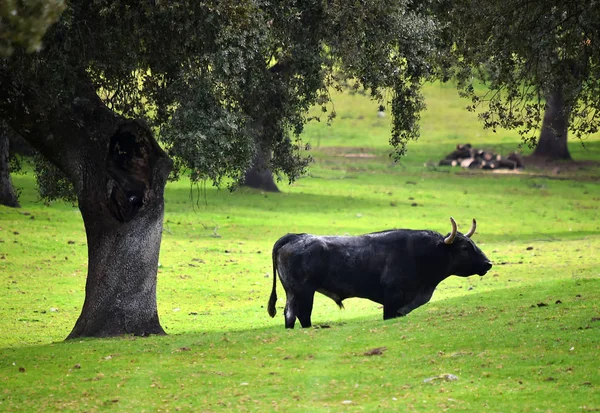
[1,0,437,338]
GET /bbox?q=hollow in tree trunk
[0,129,20,208]
[532,88,572,160]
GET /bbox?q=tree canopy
[3,1,439,196]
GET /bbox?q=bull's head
[443,217,492,276]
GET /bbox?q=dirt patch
[342,153,377,158]
[318,146,379,158]
[485,156,600,181]
[522,155,600,174]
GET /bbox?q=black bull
[268,218,492,328]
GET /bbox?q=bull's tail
[268,233,302,318]
[267,246,279,318]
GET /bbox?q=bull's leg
[284,300,296,329]
[383,304,402,320]
[296,293,315,328]
[398,287,435,316]
[284,291,315,328]
[383,289,410,320]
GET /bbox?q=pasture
[1,82,599,412]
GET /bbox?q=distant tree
[437,0,600,160]
[1,0,438,338]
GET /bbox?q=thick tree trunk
[0,129,20,207]
[67,120,172,339]
[243,145,280,192]
[1,74,173,338]
[68,205,167,338]
[532,88,572,160]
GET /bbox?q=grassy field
[1,82,599,412]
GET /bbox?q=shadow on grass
[165,186,404,214]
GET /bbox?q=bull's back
[278,234,394,302]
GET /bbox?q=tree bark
[243,145,280,192]
[532,88,572,160]
[0,128,20,207]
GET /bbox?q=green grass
[1,82,599,412]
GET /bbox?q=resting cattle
[267,217,492,328]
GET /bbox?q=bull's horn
[444,217,457,244]
[465,218,477,238]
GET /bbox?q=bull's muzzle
[478,261,493,276]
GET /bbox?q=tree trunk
[243,145,280,192]
[532,88,572,160]
[68,204,167,338]
[0,74,173,338]
[67,120,172,339]
[0,129,20,207]
[241,62,289,193]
